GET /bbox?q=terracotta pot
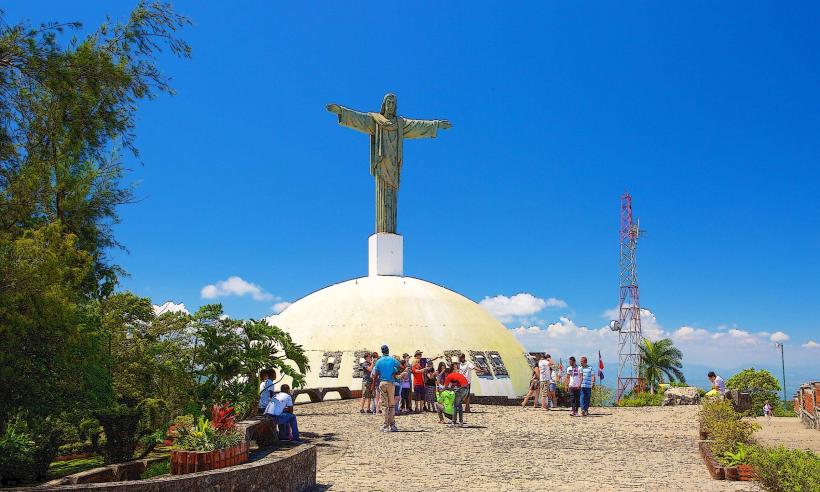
[170,442,248,475]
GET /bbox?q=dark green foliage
[95,405,143,464]
[726,368,781,416]
[638,338,685,394]
[47,456,104,480]
[748,445,820,492]
[0,2,190,479]
[0,416,70,485]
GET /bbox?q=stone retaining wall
[27,445,316,492]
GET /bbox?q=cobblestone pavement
[298,401,759,491]
[751,415,820,452]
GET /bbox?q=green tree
[726,368,780,416]
[639,338,686,394]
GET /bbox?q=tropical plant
[638,338,685,394]
[748,445,820,492]
[174,406,242,452]
[726,368,781,416]
[190,305,309,415]
[721,442,751,467]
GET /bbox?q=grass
[47,456,104,479]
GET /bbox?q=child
[763,400,773,419]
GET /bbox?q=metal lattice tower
[616,192,643,402]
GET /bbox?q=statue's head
[380,93,397,117]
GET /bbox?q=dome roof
[275,275,530,397]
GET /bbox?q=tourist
[549,357,560,409]
[436,361,447,389]
[399,356,412,413]
[370,351,380,414]
[373,344,401,432]
[360,352,374,413]
[435,387,456,424]
[445,362,470,426]
[458,353,484,412]
[706,371,726,397]
[579,356,595,416]
[564,356,582,417]
[258,369,275,415]
[520,359,540,408]
[763,400,773,420]
[538,354,551,410]
[424,360,438,411]
[411,350,426,413]
[264,384,303,444]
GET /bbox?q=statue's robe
[336,107,439,233]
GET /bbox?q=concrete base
[368,233,403,276]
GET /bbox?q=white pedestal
[368,233,403,277]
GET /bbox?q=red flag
[598,350,605,380]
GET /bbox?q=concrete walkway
[298,401,758,491]
[752,416,820,452]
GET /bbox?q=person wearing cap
[411,350,426,413]
[373,344,401,432]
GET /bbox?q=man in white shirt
[458,353,485,412]
[564,356,582,417]
[707,371,726,397]
[264,384,303,443]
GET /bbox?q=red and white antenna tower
[610,192,644,402]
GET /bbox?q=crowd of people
[358,345,486,431]
[520,353,597,417]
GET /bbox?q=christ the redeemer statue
[326,93,452,234]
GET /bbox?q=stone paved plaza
[299,401,759,491]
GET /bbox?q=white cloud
[672,326,709,341]
[802,340,820,349]
[545,297,569,309]
[770,331,790,343]
[272,301,292,314]
[200,276,274,301]
[480,293,565,323]
[152,301,189,316]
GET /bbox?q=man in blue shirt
[579,356,596,417]
[373,344,401,432]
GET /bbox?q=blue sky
[12,3,819,383]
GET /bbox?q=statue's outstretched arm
[328,104,375,134]
[402,118,452,139]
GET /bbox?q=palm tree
[639,338,685,393]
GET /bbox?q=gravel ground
[296,401,759,491]
[751,415,820,452]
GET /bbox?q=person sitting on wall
[257,369,276,415]
[264,384,303,444]
[705,371,726,397]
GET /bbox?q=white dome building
[274,269,531,399]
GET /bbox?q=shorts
[540,381,550,396]
[413,385,425,401]
[529,379,539,391]
[425,385,436,403]
[549,382,557,392]
[362,380,374,399]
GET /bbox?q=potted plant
[170,404,247,475]
[721,443,755,481]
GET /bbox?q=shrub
[140,460,170,479]
[616,392,663,407]
[773,402,796,417]
[748,445,820,492]
[0,416,68,485]
[698,399,738,432]
[96,405,143,464]
[591,385,614,407]
[726,368,780,416]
